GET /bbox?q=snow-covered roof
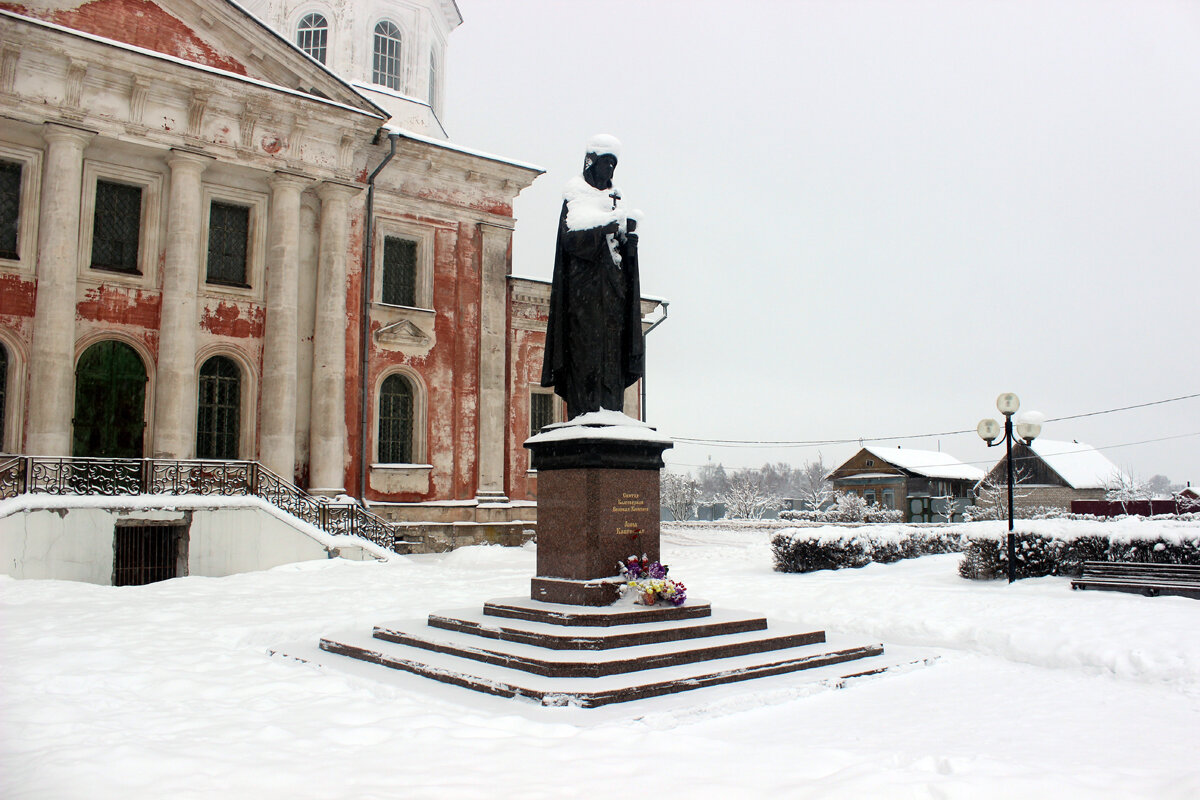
[382,125,544,173]
[1,8,384,119]
[1026,439,1121,489]
[863,446,985,481]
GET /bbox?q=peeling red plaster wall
[0,0,249,75]
[451,221,480,500]
[0,273,37,320]
[76,284,160,329]
[200,300,264,339]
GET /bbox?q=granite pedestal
[524,412,673,605]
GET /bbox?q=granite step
[427,606,768,650]
[482,596,712,627]
[365,615,828,678]
[317,626,888,708]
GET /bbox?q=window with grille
[196,356,240,460]
[381,236,417,306]
[373,21,403,90]
[297,13,328,64]
[378,374,414,463]
[206,201,250,287]
[0,343,7,449]
[91,180,143,274]
[113,521,187,586]
[530,392,555,435]
[0,160,20,260]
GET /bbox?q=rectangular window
[206,201,250,287]
[91,180,143,274]
[0,160,21,260]
[882,489,895,509]
[530,392,555,435]
[381,236,417,306]
[113,521,187,586]
[864,490,876,504]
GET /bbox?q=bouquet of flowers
[618,554,687,607]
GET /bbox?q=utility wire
[663,431,1200,472]
[669,392,1200,449]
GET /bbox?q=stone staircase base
[316,597,894,708]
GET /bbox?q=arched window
[297,13,328,65]
[196,356,240,460]
[428,50,439,111]
[73,340,147,458]
[372,20,403,91]
[0,342,8,450]
[378,373,414,463]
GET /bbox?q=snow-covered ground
[3,521,1199,799]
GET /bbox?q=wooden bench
[1071,561,1200,599]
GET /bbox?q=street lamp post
[977,392,1044,583]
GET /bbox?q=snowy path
[3,523,1199,798]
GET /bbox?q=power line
[663,431,1200,472]
[669,391,1200,449]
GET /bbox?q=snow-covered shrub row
[779,492,903,524]
[965,506,1200,523]
[958,531,1200,580]
[771,525,963,573]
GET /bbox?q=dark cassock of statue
[540,134,645,418]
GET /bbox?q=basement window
[113,521,188,586]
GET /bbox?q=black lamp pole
[1004,412,1016,583]
[977,393,1043,584]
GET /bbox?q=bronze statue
[540,135,644,418]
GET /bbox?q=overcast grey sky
[446,0,1200,485]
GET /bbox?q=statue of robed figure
[540,135,644,417]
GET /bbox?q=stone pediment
[6,0,383,118]
[374,314,434,354]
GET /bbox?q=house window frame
[0,143,42,275]
[77,161,162,288]
[373,368,428,466]
[296,11,330,65]
[199,184,268,301]
[882,488,896,510]
[373,218,433,310]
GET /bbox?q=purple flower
[648,561,667,580]
[670,581,687,606]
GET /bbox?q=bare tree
[718,471,782,519]
[1104,471,1150,513]
[973,464,1035,520]
[1145,474,1173,498]
[797,454,833,512]
[660,471,701,522]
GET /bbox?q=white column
[475,222,512,502]
[307,181,359,495]
[259,172,308,479]
[26,124,94,456]
[152,150,211,459]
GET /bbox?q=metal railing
[0,455,399,551]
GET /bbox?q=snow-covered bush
[771,526,963,573]
[778,492,902,524]
[958,531,1200,580]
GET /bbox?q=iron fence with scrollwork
[0,455,399,551]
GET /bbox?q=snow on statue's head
[583,134,621,191]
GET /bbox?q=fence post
[249,462,259,496]
[141,459,152,494]
[22,456,31,494]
